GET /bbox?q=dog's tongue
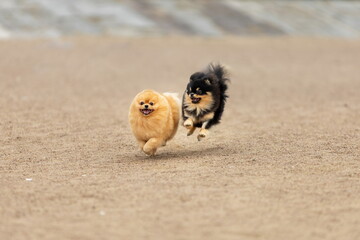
[191,97,200,103]
[142,109,152,115]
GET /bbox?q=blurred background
[1,0,360,39]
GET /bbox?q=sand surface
[1,37,360,240]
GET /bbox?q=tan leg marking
[199,112,214,122]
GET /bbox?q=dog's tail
[207,63,230,101]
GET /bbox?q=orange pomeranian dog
[129,89,180,156]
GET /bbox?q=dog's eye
[149,102,154,106]
[197,90,202,95]
[140,101,144,105]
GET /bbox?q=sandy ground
[0,37,359,240]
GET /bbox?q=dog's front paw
[184,119,193,129]
[197,129,209,141]
[143,146,157,156]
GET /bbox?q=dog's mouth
[191,97,201,104]
[140,108,154,115]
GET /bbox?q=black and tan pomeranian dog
[182,63,230,141]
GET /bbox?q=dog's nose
[144,104,149,109]
[190,93,194,97]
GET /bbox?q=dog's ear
[204,78,212,85]
[190,72,205,81]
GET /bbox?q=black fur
[182,63,229,130]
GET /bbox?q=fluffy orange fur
[129,89,180,156]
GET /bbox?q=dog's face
[185,72,214,105]
[134,90,161,116]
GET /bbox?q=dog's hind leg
[187,126,196,136]
[143,138,164,156]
